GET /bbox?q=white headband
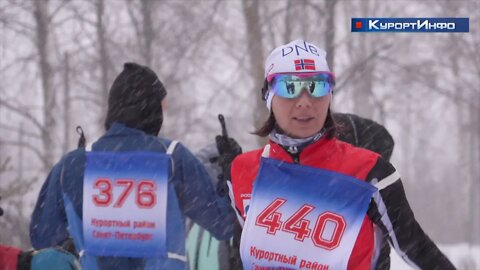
[263,39,331,110]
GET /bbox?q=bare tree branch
[335,43,393,93]
[68,1,96,26]
[0,157,12,173]
[70,95,103,107]
[0,98,44,131]
[304,0,327,16]
[48,0,72,22]
[0,139,47,168]
[0,123,41,139]
[125,0,142,50]
[378,55,479,109]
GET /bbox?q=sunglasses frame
[267,72,335,99]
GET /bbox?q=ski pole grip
[218,114,228,138]
[0,196,3,216]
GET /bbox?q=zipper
[287,146,300,163]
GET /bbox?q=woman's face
[271,89,331,138]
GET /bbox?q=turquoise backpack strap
[30,248,82,270]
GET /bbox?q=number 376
[92,178,157,209]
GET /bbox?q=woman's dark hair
[253,108,337,138]
[253,112,276,137]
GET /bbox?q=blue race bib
[83,151,169,258]
[240,157,377,270]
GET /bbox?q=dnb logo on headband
[264,40,330,81]
[281,41,321,57]
[294,59,315,71]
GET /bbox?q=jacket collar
[268,137,336,164]
[103,122,146,137]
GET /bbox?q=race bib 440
[240,158,377,270]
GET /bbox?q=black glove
[216,136,242,176]
[215,135,242,195]
[17,250,33,270]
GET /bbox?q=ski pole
[218,114,229,139]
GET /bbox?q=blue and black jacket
[30,123,235,270]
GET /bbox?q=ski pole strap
[76,126,86,149]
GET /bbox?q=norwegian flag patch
[294,59,316,71]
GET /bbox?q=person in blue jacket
[29,62,235,270]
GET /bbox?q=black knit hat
[104,62,167,135]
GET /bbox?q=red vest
[0,245,21,270]
[231,137,380,269]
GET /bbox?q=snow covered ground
[390,243,480,270]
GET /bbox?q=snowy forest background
[0,0,478,268]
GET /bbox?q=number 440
[92,178,157,209]
[255,198,346,250]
